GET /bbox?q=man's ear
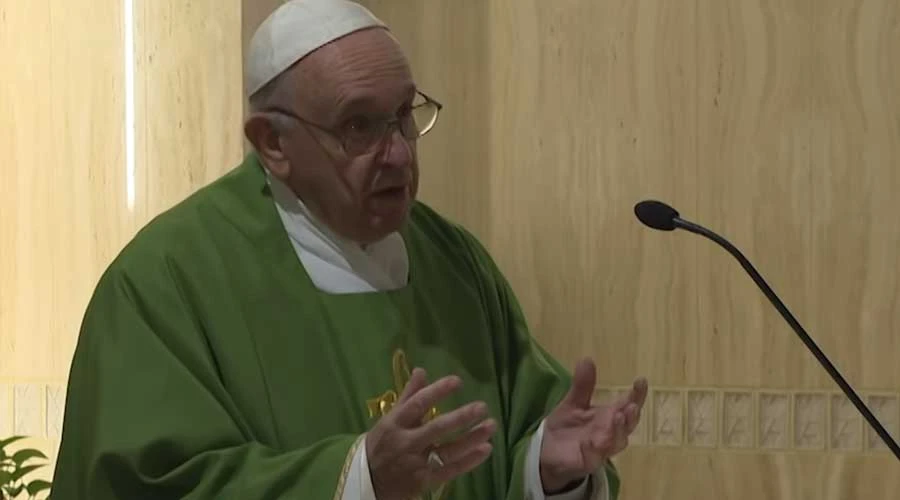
[244,113,290,180]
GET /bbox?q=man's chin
[353,207,411,245]
[373,208,411,234]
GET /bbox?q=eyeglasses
[264,90,443,157]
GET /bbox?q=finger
[590,409,626,452]
[429,442,493,485]
[614,411,631,452]
[398,368,428,404]
[563,358,596,409]
[612,410,629,451]
[580,436,603,471]
[433,418,497,463]
[629,377,649,408]
[614,410,626,432]
[393,375,463,427]
[623,402,640,434]
[412,401,489,447]
[610,377,648,413]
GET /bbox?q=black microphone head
[634,200,680,231]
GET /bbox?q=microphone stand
[674,216,900,460]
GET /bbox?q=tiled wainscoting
[2,381,896,458]
[0,382,67,442]
[593,386,899,454]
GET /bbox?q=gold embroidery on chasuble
[366,349,448,500]
[332,434,365,500]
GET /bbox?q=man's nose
[378,126,412,167]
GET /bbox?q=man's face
[263,28,420,245]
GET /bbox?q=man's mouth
[368,184,411,216]
[373,185,408,197]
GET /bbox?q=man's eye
[344,116,374,134]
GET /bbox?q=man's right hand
[365,368,496,500]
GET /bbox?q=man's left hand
[539,358,648,493]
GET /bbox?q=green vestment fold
[51,154,619,499]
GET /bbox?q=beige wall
[0,0,244,482]
[350,1,899,499]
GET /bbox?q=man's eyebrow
[335,93,377,113]
[333,85,419,118]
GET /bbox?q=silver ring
[427,450,444,468]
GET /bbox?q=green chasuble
[52,154,620,499]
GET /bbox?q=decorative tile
[830,394,862,451]
[46,385,67,439]
[722,391,754,448]
[865,394,899,452]
[758,392,790,449]
[686,390,717,447]
[0,384,10,436]
[793,393,827,449]
[651,390,682,446]
[13,384,43,437]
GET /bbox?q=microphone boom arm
[674,216,900,460]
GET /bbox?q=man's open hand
[366,368,497,500]
[539,358,648,493]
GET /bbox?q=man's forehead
[245,0,388,99]
[298,30,414,112]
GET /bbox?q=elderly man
[53,1,647,499]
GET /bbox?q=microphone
[634,199,900,460]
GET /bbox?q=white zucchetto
[245,0,388,97]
